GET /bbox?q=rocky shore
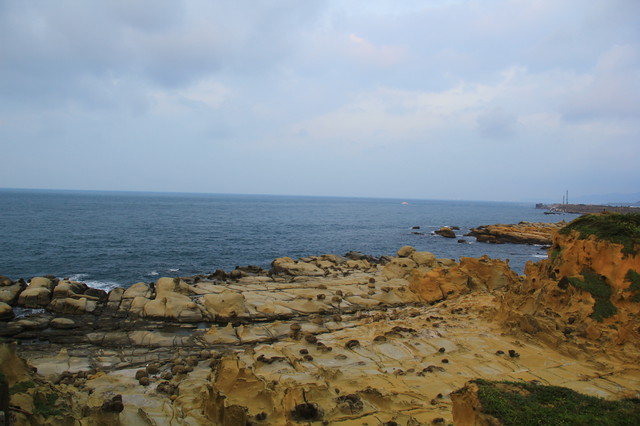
[1,214,639,425]
[466,221,565,245]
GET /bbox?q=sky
[1,0,639,202]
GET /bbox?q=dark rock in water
[344,251,372,261]
[85,288,108,301]
[209,270,228,280]
[434,227,456,238]
[229,269,244,280]
[235,265,266,275]
[457,239,468,244]
[411,226,421,230]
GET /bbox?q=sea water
[0,189,577,290]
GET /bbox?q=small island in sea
[1,213,640,425]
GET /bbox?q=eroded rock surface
[1,225,639,425]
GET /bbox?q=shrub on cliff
[559,213,640,255]
[472,379,640,426]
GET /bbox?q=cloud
[476,107,518,139]
[562,44,640,122]
[0,0,639,200]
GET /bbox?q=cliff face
[497,214,640,360]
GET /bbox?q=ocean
[0,189,576,290]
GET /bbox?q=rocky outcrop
[2,233,640,424]
[409,256,518,303]
[434,227,457,238]
[496,213,640,361]
[467,221,565,245]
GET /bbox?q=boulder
[0,302,14,320]
[202,291,249,319]
[142,294,203,322]
[270,258,324,276]
[52,280,88,299]
[48,297,98,315]
[0,282,26,305]
[410,251,436,267]
[122,282,151,299]
[17,286,51,308]
[155,277,192,296]
[382,257,417,280]
[29,277,54,290]
[50,318,77,329]
[397,246,416,258]
[434,227,456,238]
[459,256,519,291]
[409,266,470,303]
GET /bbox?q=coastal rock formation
[409,256,518,303]
[497,213,640,361]
[434,227,457,238]
[1,225,640,424]
[468,221,565,245]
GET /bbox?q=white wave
[83,280,122,291]
[147,271,159,276]
[168,268,180,272]
[532,254,548,258]
[14,307,46,318]
[67,273,88,281]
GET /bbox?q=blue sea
[0,189,576,290]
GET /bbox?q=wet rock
[434,227,456,238]
[0,302,14,320]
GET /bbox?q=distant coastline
[535,203,640,214]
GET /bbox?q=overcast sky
[1,0,638,202]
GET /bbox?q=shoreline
[536,202,640,214]
[1,237,639,424]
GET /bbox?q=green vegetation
[474,379,640,425]
[9,380,36,395]
[567,269,616,322]
[549,247,561,262]
[559,213,640,256]
[624,269,640,302]
[34,393,63,418]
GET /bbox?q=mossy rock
[559,213,640,256]
[567,269,616,322]
[474,379,640,425]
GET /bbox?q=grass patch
[559,213,640,256]
[567,269,617,322]
[34,393,62,418]
[9,380,36,395]
[549,247,561,262]
[474,379,640,425]
[624,269,640,302]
